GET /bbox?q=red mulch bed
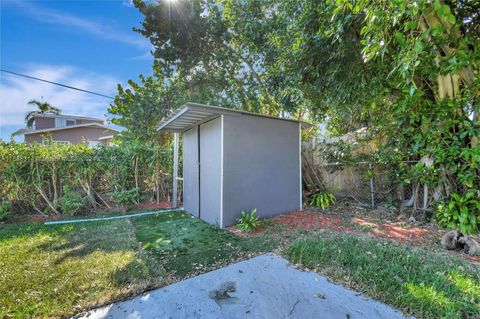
[351,217,433,243]
[228,210,480,264]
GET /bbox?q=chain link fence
[303,159,467,216]
[316,162,412,208]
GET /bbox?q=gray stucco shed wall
[199,118,222,226]
[183,127,199,217]
[221,114,301,226]
[180,108,301,228]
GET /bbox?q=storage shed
[158,103,311,227]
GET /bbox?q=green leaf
[409,85,415,96]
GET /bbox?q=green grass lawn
[284,231,480,319]
[2,211,479,319]
[0,211,272,319]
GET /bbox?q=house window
[66,119,76,126]
[54,118,76,128]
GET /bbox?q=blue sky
[0,0,154,141]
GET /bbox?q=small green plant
[0,201,11,221]
[236,208,261,232]
[109,188,140,211]
[58,186,88,215]
[436,191,480,234]
[310,191,336,210]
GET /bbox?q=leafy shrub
[436,191,480,234]
[236,208,261,232]
[58,186,88,215]
[310,192,336,210]
[109,188,140,211]
[0,142,173,217]
[0,201,11,221]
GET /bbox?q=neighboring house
[12,114,120,146]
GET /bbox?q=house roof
[157,103,313,133]
[12,123,120,136]
[28,113,105,122]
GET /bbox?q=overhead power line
[0,69,115,99]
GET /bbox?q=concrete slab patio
[77,254,410,319]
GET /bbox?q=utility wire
[0,69,115,99]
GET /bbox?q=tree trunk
[34,184,60,215]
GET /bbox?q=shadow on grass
[0,221,70,243]
[39,218,165,287]
[0,216,167,318]
[132,212,275,277]
[17,219,164,281]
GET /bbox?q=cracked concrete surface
[77,254,411,319]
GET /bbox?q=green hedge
[0,141,174,218]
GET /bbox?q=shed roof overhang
[157,103,313,133]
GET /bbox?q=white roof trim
[31,113,105,122]
[157,103,313,133]
[11,128,29,136]
[98,135,115,140]
[21,123,120,135]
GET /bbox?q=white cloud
[11,0,150,50]
[0,64,121,139]
[130,51,154,61]
[122,0,134,7]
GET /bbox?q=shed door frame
[197,125,201,218]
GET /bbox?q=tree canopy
[109,0,479,228]
[25,99,61,128]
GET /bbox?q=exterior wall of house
[25,126,117,145]
[183,126,200,217]
[76,119,104,125]
[34,117,55,130]
[221,114,301,227]
[32,116,104,130]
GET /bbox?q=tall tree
[132,0,312,117]
[131,0,479,229]
[273,0,479,221]
[25,99,61,128]
[108,71,232,144]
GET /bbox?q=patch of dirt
[8,215,53,224]
[228,225,266,238]
[228,208,480,264]
[134,201,174,210]
[2,201,173,225]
